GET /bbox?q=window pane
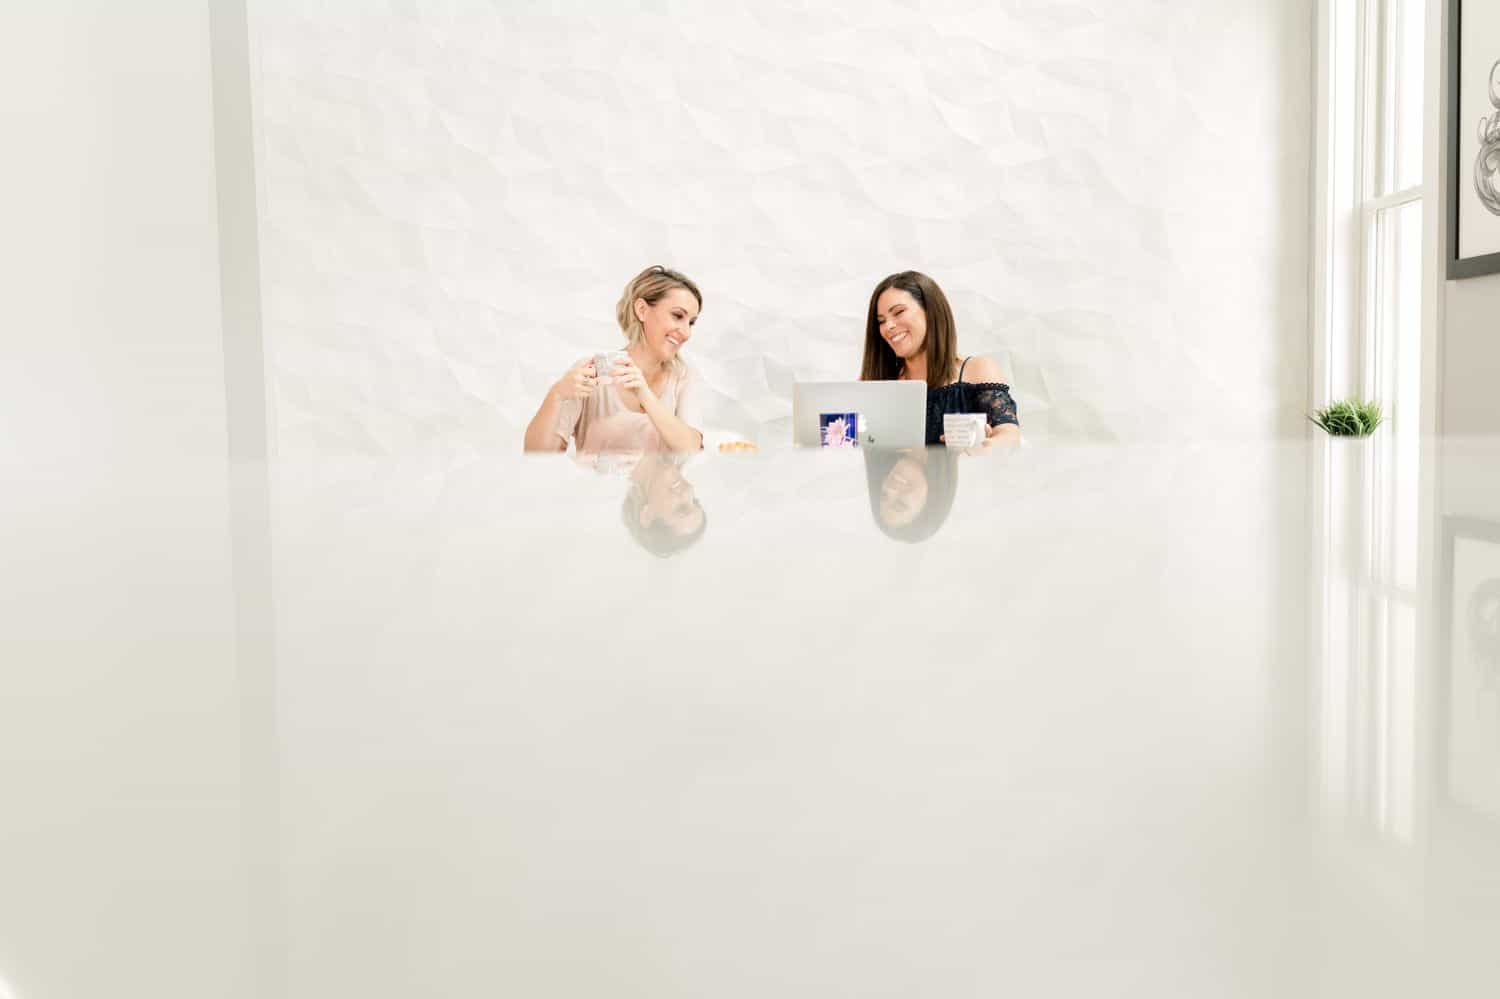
[1375,0,1424,193]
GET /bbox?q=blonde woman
[524,266,706,453]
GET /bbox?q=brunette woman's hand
[552,358,598,402]
[982,422,1022,446]
[610,355,655,402]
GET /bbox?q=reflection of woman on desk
[864,447,959,543]
[860,271,1020,447]
[523,265,706,454]
[621,453,708,557]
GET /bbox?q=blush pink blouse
[555,365,705,454]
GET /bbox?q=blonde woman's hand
[552,358,598,402]
[610,355,655,401]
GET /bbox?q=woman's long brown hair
[859,271,958,388]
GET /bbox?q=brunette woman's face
[878,454,930,528]
[634,288,699,362]
[875,288,927,360]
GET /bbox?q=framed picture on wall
[1447,0,1500,278]
[1439,518,1500,830]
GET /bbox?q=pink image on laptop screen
[820,412,860,448]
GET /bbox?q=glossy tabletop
[2,439,1499,997]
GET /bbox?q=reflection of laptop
[792,381,927,448]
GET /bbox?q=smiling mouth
[889,332,909,347]
[666,336,682,348]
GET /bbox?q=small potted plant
[1310,397,1384,437]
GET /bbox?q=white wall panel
[1,2,231,461]
[251,0,1313,453]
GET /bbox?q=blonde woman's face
[634,287,699,361]
[640,462,704,535]
[875,288,927,360]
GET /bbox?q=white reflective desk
[2,441,1498,998]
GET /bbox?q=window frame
[1310,0,1442,858]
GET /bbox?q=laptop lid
[792,380,927,448]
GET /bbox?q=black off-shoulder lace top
[920,356,1020,444]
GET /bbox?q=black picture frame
[1446,0,1500,279]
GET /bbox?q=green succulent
[1310,397,1384,437]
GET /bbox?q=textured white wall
[251,0,1312,454]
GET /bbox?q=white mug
[942,413,986,448]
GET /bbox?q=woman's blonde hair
[615,265,703,372]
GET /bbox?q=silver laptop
[792,380,927,448]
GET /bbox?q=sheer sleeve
[672,366,705,435]
[966,382,1019,427]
